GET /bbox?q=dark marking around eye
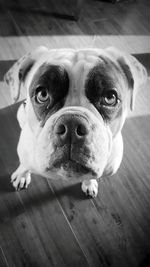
[29,63,69,122]
[85,60,122,122]
[85,64,116,104]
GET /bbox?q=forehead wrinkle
[73,60,95,94]
[26,50,100,90]
[39,50,78,70]
[40,49,75,62]
[65,60,96,107]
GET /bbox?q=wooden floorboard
[0,247,9,267]
[0,0,150,266]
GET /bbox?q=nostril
[76,124,88,137]
[56,124,67,135]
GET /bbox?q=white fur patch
[81,179,99,198]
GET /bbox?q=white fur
[5,47,147,196]
[11,164,31,190]
[81,179,99,198]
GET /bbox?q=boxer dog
[5,46,147,197]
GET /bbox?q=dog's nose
[54,114,89,144]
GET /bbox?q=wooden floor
[0,0,150,266]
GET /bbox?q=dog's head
[5,47,147,180]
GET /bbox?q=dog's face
[5,47,147,181]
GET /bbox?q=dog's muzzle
[53,113,90,147]
[35,107,111,180]
[50,112,94,176]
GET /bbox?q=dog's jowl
[5,46,147,197]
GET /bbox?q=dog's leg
[81,179,99,198]
[81,133,123,198]
[11,164,31,191]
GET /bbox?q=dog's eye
[101,90,119,106]
[36,87,50,104]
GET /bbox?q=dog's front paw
[11,165,31,191]
[81,179,99,198]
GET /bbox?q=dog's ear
[106,47,147,110]
[4,46,48,103]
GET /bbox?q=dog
[4,46,147,197]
